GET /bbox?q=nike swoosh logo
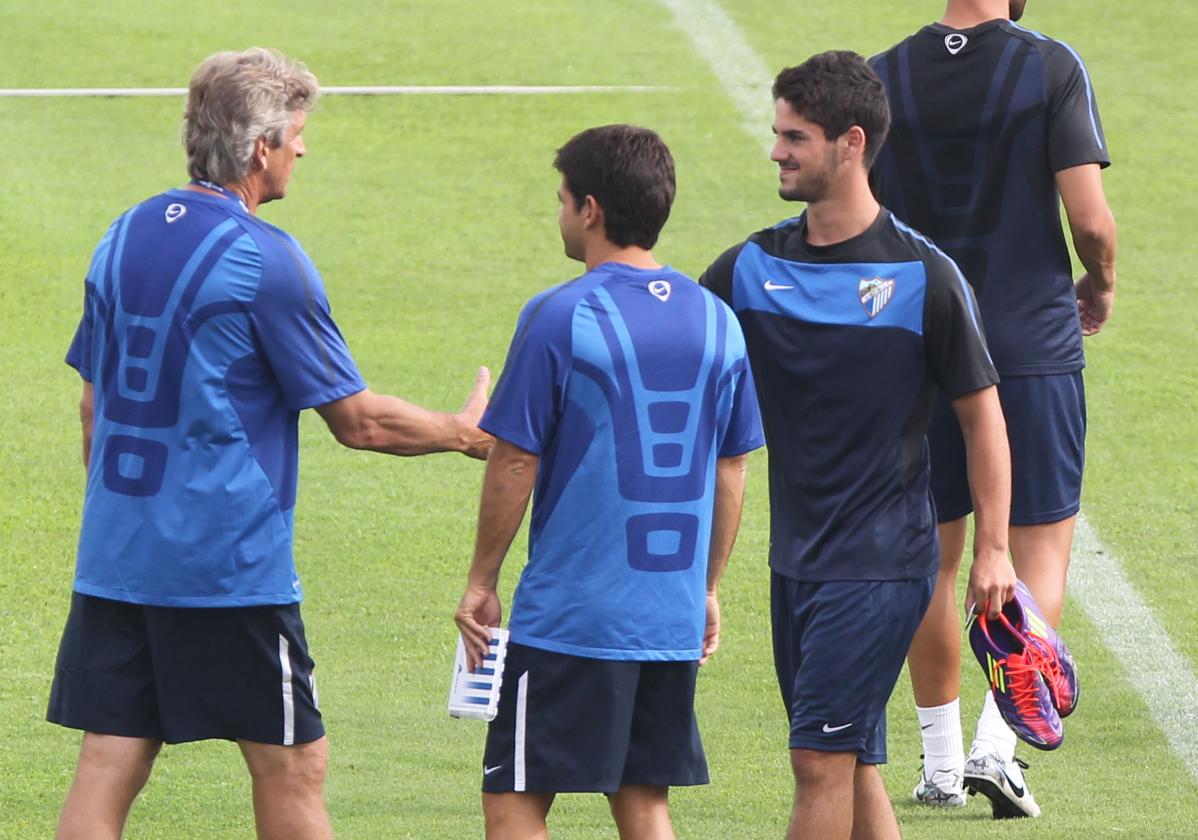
[484,765,503,775]
[1000,766,1025,797]
[921,723,934,730]
[822,722,853,733]
[764,280,795,291]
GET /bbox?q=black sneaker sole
[964,777,1032,819]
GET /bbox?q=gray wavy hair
[183,48,319,184]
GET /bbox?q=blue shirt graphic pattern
[66,188,366,606]
[482,263,764,660]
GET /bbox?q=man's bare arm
[1057,163,1117,336]
[315,367,492,459]
[952,385,1015,618]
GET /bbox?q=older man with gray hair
[48,48,491,839]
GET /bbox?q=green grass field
[2,1,1196,837]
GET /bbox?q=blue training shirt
[66,188,366,607]
[482,263,764,661]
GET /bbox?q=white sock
[971,691,1017,762]
[917,698,964,781]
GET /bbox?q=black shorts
[930,372,1086,525]
[47,592,323,745]
[480,643,708,794]
[771,572,935,763]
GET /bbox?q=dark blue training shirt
[702,210,997,582]
[482,263,764,660]
[871,20,1110,376]
[66,188,366,606]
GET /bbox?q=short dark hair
[772,51,890,167]
[553,124,676,250]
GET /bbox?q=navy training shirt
[702,209,997,582]
[871,19,1110,376]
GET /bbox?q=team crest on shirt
[858,277,896,318]
[165,203,187,223]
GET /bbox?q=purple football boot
[1007,580,1079,717]
[969,607,1064,751]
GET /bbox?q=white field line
[1070,517,1198,784]
[656,0,774,152]
[0,85,670,98]
[659,0,1198,787]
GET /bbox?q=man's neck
[583,242,660,271]
[185,176,262,215]
[802,177,880,248]
[940,0,1009,29]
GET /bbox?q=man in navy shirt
[871,0,1118,817]
[455,124,764,839]
[701,52,1015,840]
[49,48,491,839]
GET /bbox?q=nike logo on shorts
[822,722,853,733]
[484,765,503,775]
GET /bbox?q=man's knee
[790,748,855,788]
[240,737,328,791]
[78,733,162,789]
[483,792,553,840]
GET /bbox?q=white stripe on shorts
[514,671,529,792]
[279,634,295,746]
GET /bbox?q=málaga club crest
[858,277,896,318]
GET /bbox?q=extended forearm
[344,392,470,455]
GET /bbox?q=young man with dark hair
[454,123,764,840]
[871,0,1118,818]
[701,51,1015,839]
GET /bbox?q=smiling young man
[700,52,1015,839]
[455,124,763,840]
[49,48,492,840]
[870,1,1118,817]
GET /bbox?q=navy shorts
[771,572,935,763]
[481,642,708,794]
[929,372,1086,525]
[47,593,323,745]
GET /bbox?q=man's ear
[581,194,604,230]
[254,135,271,169]
[843,125,868,165]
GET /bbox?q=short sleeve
[717,357,765,457]
[1043,41,1110,172]
[923,253,999,398]
[65,282,95,382]
[479,293,572,455]
[252,234,366,411]
[699,243,747,306]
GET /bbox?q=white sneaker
[963,748,1041,818]
[912,765,966,807]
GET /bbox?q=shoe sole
[964,776,1036,819]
